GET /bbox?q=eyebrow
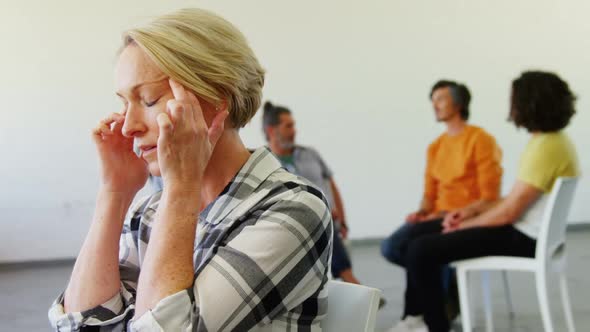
[116,76,168,98]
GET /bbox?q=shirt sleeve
[473,131,503,201]
[48,197,147,331]
[423,141,439,206]
[130,188,333,332]
[311,148,333,179]
[517,140,558,192]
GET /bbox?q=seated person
[48,8,332,331]
[262,101,387,307]
[261,102,353,278]
[381,80,502,319]
[389,71,580,332]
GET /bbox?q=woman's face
[431,87,460,122]
[115,44,215,176]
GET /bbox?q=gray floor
[1,230,589,331]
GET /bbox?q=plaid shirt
[49,147,333,331]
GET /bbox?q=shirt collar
[200,147,282,225]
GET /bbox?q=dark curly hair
[430,80,471,120]
[510,71,576,132]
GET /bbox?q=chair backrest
[321,280,381,332]
[535,177,579,268]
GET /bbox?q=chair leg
[536,273,554,332]
[559,274,576,332]
[457,268,473,332]
[481,272,494,332]
[502,271,515,318]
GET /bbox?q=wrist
[164,180,202,195]
[162,184,201,205]
[465,207,479,218]
[461,217,477,228]
[417,208,430,215]
[98,186,137,203]
[94,189,135,228]
[163,187,201,202]
[157,190,201,227]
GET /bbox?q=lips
[139,145,157,158]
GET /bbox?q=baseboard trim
[0,258,75,271]
[566,222,590,232]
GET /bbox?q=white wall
[1,0,589,263]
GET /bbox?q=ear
[201,98,229,126]
[217,99,229,112]
[214,99,232,128]
[265,125,275,139]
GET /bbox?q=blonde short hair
[123,8,265,128]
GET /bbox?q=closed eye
[144,98,160,107]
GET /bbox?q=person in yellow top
[382,80,503,326]
[389,71,579,332]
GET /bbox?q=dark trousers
[381,219,444,267]
[381,219,456,308]
[331,222,352,278]
[402,220,536,332]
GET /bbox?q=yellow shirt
[517,131,579,192]
[515,131,580,238]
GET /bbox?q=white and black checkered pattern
[49,147,333,331]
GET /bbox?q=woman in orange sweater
[382,80,503,329]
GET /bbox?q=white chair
[321,280,382,332]
[452,177,578,332]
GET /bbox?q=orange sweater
[424,125,503,212]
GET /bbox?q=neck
[269,140,294,156]
[445,116,467,136]
[200,129,250,209]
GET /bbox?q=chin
[280,141,295,150]
[148,162,161,177]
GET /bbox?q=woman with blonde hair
[49,8,332,331]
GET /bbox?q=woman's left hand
[442,216,463,234]
[156,79,229,192]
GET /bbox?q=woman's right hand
[406,210,427,223]
[442,208,474,233]
[92,112,149,194]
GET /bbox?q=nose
[121,104,147,138]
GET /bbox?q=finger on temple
[169,79,189,101]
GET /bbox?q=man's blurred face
[273,113,296,149]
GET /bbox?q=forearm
[330,181,346,222]
[64,189,134,312]
[134,188,200,318]
[461,202,513,229]
[462,180,544,231]
[463,198,502,217]
[419,198,434,214]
